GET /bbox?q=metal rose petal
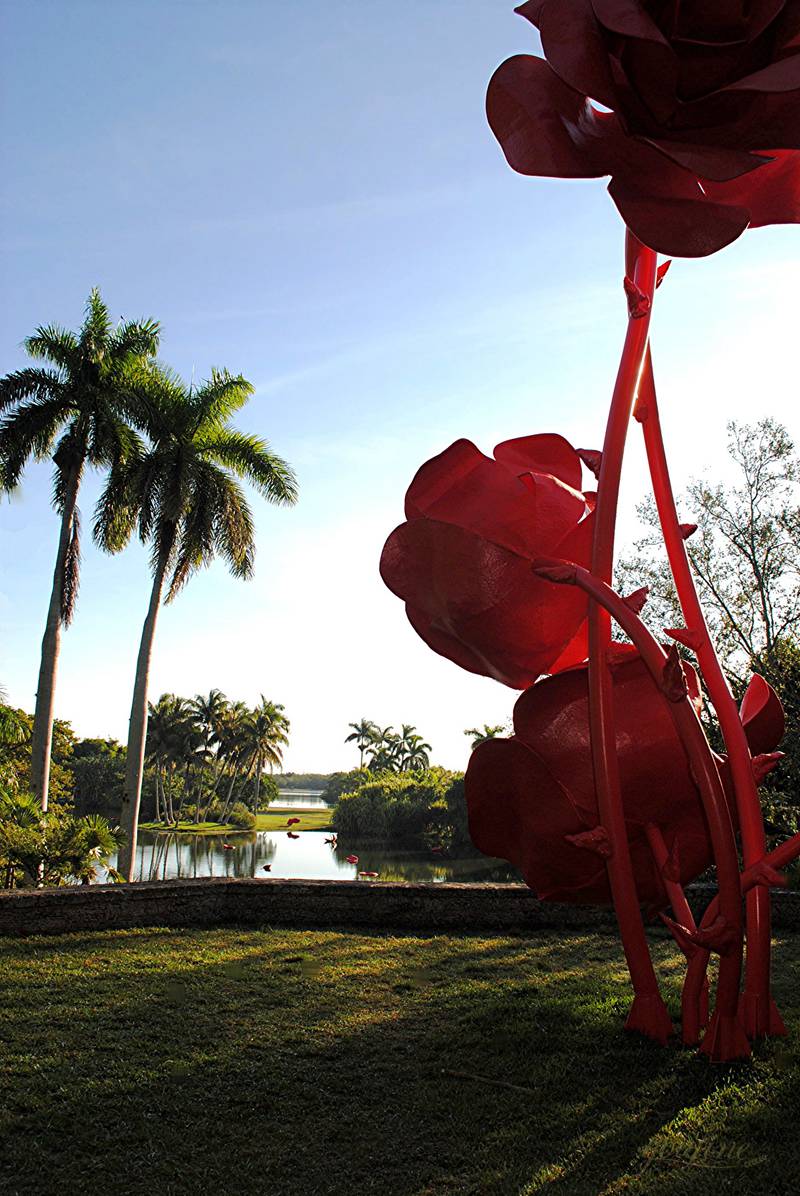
[740,674,785,755]
[607,176,751,256]
[703,149,800,229]
[493,432,585,491]
[540,0,619,108]
[487,55,610,178]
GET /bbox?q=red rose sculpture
[487,1,800,255]
[380,434,595,688]
[466,652,785,906]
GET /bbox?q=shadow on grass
[0,929,797,1196]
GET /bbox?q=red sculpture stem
[644,821,710,1032]
[683,831,800,1039]
[644,823,698,936]
[543,560,746,1055]
[587,231,671,1040]
[636,349,775,1038]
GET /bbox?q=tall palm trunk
[118,544,171,881]
[30,466,80,811]
[253,757,263,811]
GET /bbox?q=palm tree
[242,697,290,810]
[366,725,401,773]
[95,364,297,878]
[0,290,159,810]
[190,688,228,822]
[145,693,193,824]
[464,724,506,751]
[215,700,252,822]
[345,718,377,769]
[398,726,432,771]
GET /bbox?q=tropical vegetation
[344,719,431,772]
[0,290,159,811]
[1,290,298,880]
[143,689,289,829]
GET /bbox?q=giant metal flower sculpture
[488,1,800,255]
[380,1,800,1061]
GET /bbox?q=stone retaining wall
[1,878,799,938]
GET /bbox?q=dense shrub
[227,801,256,830]
[256,774,279,809]
[331,768,460,843]
[324,769,371,804]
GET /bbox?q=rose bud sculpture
[381,2,800,1061]
[380,435,595,688]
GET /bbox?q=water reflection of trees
[139,831,276,881]
[135,830,515,884]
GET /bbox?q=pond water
[267,789,330,810]
[123,828,519,885]
[109,792,519,884]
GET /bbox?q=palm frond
[0,397,68,490]
[109,317,160,365]
[24,326,79,371]
[78,288,112,356]
[93,458,141,553]
[214,475,255,580]
[0,366,64,414]
[203,429,298,505]
[192,370,254,428]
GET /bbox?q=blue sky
[1,1,799,770]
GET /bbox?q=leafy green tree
[95,363,297,877]
[0,790,124,888]
[619,419,800,685]
[0,290,159,810]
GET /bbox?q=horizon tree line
[0,288,298,878]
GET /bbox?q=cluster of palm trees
[0,289,297,879]
[147,690,289,826]
[345,719,432,772]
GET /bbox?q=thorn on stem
[624,275,651,319]
[565,826,612,858]
[623,586,648,614]
[752,751,784,784]
[531,558,577,585]
[679,522,698,540]
[664,627,702,651]
[662,644,688,702]
[576,448,602,479]
[656,260,672,288]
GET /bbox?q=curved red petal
[465,736,611,902]
[403,438,584,558]
[493,432,584,490]
[380,519,591,689]
[540,0,619,109]
[641,137,773,182]
[486,54,609,178]
[608,176,750,256]
[703,148,800,228]
[725,53,800,93]
[591,0,669,43]
[514,0,547,29]
[740,674,785,754]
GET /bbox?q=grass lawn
[0,927,797,1196]
[140,807,332,836]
